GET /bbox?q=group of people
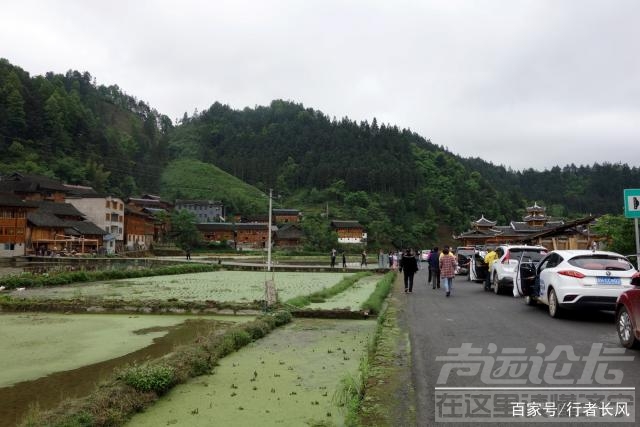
[422,246,457,297]
[330,245,460,297]
[387,246,459,298]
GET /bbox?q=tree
[169,210,201,250]
[592,214,636,256]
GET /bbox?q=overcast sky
[2,0,639,171]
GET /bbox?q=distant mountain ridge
[1,58,638,247]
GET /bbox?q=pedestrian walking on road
[185,247,191,260]
[330,248,337,268]
[428,247,440,289]
[342,252,347,268]
[361,250,368,267]
[440,246,458,297]
[400,249,419,293]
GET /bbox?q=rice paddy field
[127,318,376,427]
[8,271,355,303]
[307,274,381,311]
[0,313,251,388]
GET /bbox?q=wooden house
[272,209,300,224]
[275,223,304,248]
[124,206,155,250]
[197,222,273,249]
[0,193,37,257]
[26,201,106,255]
[330,220,367,244]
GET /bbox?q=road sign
[624,189,640,218]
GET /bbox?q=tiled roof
[273,209,300,215]
[276,223,303,239]
[27,211,67,227]
[331,220,363,228]
[31,201,85,217]
[0,172,68,192]
[63,184,102,197]
[473,215,497,226]
[0,192,32,207]
[66,220,108,235]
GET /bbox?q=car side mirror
[632,272,640,287]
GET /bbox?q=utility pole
[267,188,273,271]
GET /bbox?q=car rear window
[569,255,634,271]
[509,249,547,262]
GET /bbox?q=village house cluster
[0,173,367,258]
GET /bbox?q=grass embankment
[360,271,395,315]
[285,271,371,308]
[356,275,415,426]
[0,264,220,289]
[19,310,293,427]
[331,271,410,426]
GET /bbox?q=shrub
[272,310,292,326]
[120,364,175,394]
[361,271,395,315]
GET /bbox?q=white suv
[490,245,548,295]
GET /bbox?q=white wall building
[65,185,124,254]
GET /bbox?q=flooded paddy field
[0,313,253,427]
[127,318,376,427]
[8,271,355,303]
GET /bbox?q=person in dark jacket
[428,247,440,289]
[400,249,419,293]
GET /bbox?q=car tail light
[502,251,510,263]
[558,270,585,279]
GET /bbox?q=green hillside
[2,58,640,249]
[161,159,268,215]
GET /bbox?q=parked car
[455,246,475,275]
[490,245,548,295]
[420,249,431,262]
[519,250,637,318]
[468,248,488,282]
[615,273,640,348]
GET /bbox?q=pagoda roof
[473,215,497,227]
[526,202,546,213]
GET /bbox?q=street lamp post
[267,188,273,271]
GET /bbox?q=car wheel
[617,306,640,349]
[524,295,536,306]
[548,288,562,318]
[493,274,500,295]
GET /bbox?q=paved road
[402,265,640,426]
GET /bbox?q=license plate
[597,276,621,285]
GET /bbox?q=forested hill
[0,58,171,195]
[1,58,639,247]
